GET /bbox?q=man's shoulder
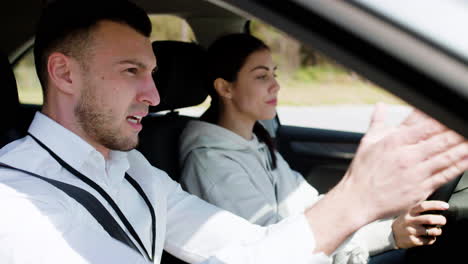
[0,166,77,243]
[0,135,50,170]
[0,163,75,219]
[0,136,65,199]
[0,135,29,156]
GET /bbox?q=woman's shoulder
[180,120,255,160]
[185,145,247,168]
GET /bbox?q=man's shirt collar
[28,112,130,189]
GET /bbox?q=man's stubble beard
[74,78,138,152]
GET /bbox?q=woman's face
[229,49,280,121]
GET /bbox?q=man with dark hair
[33,0,152,94]
[0,0,467,263]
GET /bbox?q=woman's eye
[257,75,268,80]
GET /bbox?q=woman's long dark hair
[201,33,277,170]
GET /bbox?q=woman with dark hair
[179,33,448,263]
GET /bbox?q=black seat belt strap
[0,162,141,256]
[27,133,155,261]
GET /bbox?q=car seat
[0,51,30,148]
[137,41,207,183]
[137,41,208,264]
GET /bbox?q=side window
[149,15,196,42]
[251,20,410,133]
[14,50,42,105]
[14,15,198,106]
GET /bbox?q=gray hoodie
[179,120,395,262]
[179,120,319,225]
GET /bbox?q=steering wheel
[403,173,464,263]
[426,174,463,202]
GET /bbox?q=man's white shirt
[0,112,330,264]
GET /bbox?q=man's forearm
[305,177,372,255]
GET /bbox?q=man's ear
[47,52,75,95]
[213,78,233,99]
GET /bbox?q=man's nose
[138,76,160,106]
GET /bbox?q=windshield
[352,0,468,62]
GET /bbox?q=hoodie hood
[179,120,267,165]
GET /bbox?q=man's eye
[126,68,138,74]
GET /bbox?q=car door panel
[277,125,362,193]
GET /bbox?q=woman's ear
[47,52,75,95]
[213,78,233,100]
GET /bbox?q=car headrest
[150,41,208,113]
[0,52,20,113]
[0,52,26,148]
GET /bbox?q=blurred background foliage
[14,15,403,105]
